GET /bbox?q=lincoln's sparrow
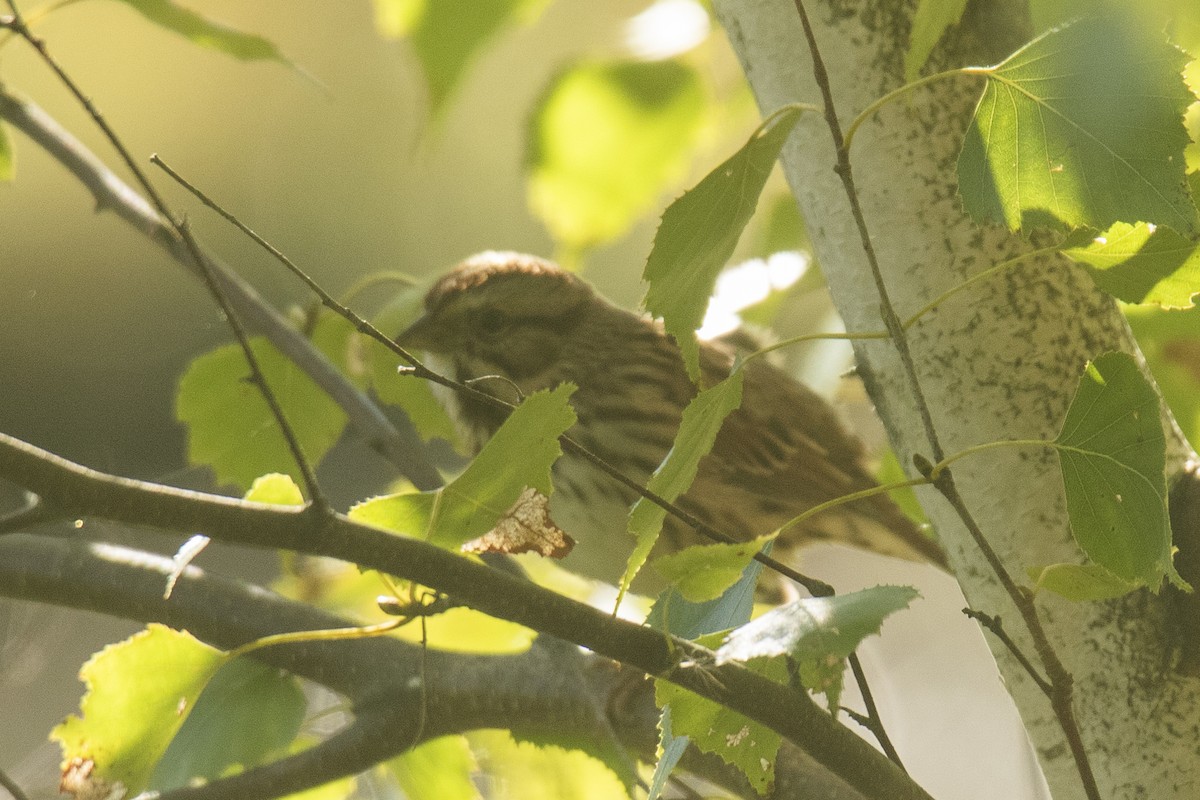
[400,252,944,584]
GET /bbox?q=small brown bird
[400,252,944,585]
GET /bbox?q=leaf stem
[777,478,929,537]
[842,67,979,153]
[902,244,1063,329]
[744,328,890,364]
[226,616,410,661]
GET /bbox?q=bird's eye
[475,307,509,335]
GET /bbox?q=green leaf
[245,473,305,506]
[350,385,575,550]
[527,59,708,253]
[652,534,775,603]
[647,707,689,800]
[905,0,968,81]
[373,0,548,113]
[645,538,768,640]
[1053,351,1182,587]
[643,107,803,379]
[1028,562,1141,601]
[0,123,12,181]
[655,632,783,795]
[621,372,743,600]
[957,15,1199,235]
[1126,305,1200,451]
[467,730,628,800]
[115,0,289,63]
[388,735,480,800]
[749,192,809,260]
[151,658,305,791]
[175,328,348,493]
[52,625,225,797]
[1061,222,1200,308]
[715,586,919,666]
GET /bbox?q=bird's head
[398,252,595,400]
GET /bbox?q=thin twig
[848,653,906,771]
[789,2,1099,795]
[962,609,1052,696]
[3,2,326,508]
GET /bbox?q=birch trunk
[712,0,1200,797]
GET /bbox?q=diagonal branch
[0,85,441,492]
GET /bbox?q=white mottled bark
[713,0,1200,798]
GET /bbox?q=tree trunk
[712,0,1200,797]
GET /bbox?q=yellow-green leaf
[350,385,576,550]
[388,735,480,800]
[1028,563,1141,601]
[655,632,783,795]
[621,372,743,600]
[116,0,290,64]
[528,59,707,253]
[905,0,968,81]
[245,473,305,506]
[652,534,775,603]
[643,107,802,379]
[1061,222,1200,309]
[52,625,225,796]
[150,658,305,791]
[373,0,548,113]
[175,325,348,493]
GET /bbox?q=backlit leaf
[621,372,743,602]
[958,15,1199,235]
[151,658,305,791]
[245,473,305,506]
[350,385,575,551]
[175,322,348,493]
[373,0,548,113]
[1061,222,1200,308]
[528,59,708,254]
[467,730,627,800]
[644,107,802,379]
[116,0,289,63]
[52,625,225,796]
[1053,351,1182,587]
[655,632,783,795]
[1027,562,1141,601]
[905,0,968,81]
[652,534,775,603]
[388,735,479,800]
[645,536,767,640]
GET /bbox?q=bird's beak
[395,313,438,352]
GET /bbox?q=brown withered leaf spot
[60,757,121,800]
[461,487,574,558]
